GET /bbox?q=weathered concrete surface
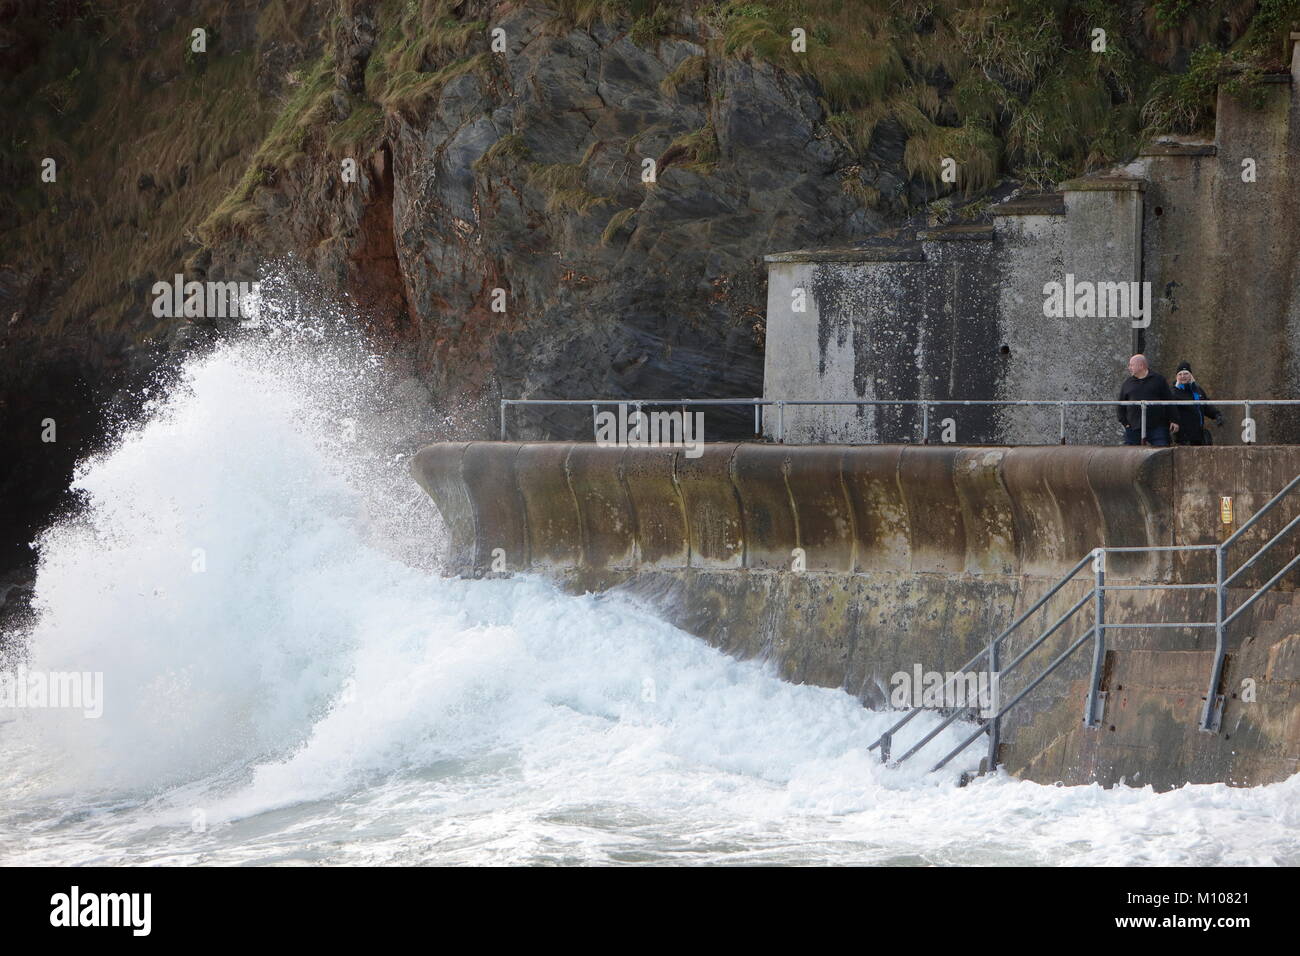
[1133,63,1300,444]
[413,442,1176,578]
[762,179,1142,445]
[995,180,1144,445]
[762,233,1002,444]
[413,441,1300,789]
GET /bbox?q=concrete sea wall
[413,441,1300,790]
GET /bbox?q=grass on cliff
[0,4,302,340]
[704,0,1299,190]
[202,0,501,239]
[705,0,1125,191]
[661,53,709,97]
[504,0,1300,211]
[203,0,495,237]
[365,0,498,116]
[547,0,672,29]
[198,54,335,240]
[528,140,621,215]
[473,132,531,175]
[662,122,720,174]
[601,207,639,245]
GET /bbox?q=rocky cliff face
[199,2,899,440]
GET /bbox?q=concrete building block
[514,442,581,570]
[621,446,689,569]
[731,443,796,570]
[566,443,639,570]
[762,177,1146,446]
[784,446,856,572]
[675,443,745,569]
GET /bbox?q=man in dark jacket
[1169,361,1222,445]
[1117,354,1174,446]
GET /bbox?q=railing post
[591,403,599,441]
[1085,549,1106,728]
[777,401,785,443]
[1200,544,1228,732]
[1059,402,1066,445]
[986,634,1000,773]
[754,402,761,437]
[1244,402,1252,444]
[921,402,930,445]
[1140,402,1147,443]
[500,401,507,441]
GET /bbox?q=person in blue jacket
[1169,361,1222,446]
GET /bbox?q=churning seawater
[1,311,1298,867]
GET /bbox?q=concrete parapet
[622,446,688,568]
[676,444,745,569]
[566,444,638,571]
[411,442,476,571]
[514,443,579,571]
[786,446,856,572]
[461,442,529,572]
[414,443,1189,581]
[731,443,795,570]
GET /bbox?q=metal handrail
[1223,551,1300,628]
[865,551,1096,758]
[932,629,1098,773]
[875,556,1106,772]
[889,589,1095,766]
[499,396,1300,444]
[1222,511,1300,588]
[880,473,1300,775]
[1222,474,1300,548]
[1101,583,1218,590]
[1203,474,1300,729]
[1102,545,1219,552]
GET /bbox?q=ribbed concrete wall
[412,442,1300,789]
[413,443,1175,580]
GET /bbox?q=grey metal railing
[499,397,1300,444]
[867,474,1300,777]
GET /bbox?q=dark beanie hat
[1176,361,1192,373]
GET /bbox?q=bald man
[1117,354,1174,446]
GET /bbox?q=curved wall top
[412,442,1180,580]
